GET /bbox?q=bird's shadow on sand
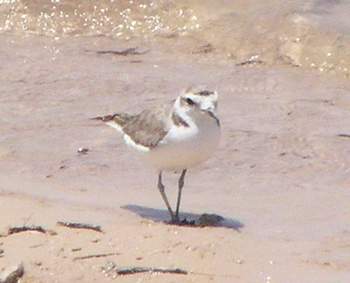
[121,204,244,231]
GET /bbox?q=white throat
[148,96,221,171]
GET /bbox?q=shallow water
[0,0,349,77]
[0,0,200,38]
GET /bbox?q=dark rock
[0,263,24,283]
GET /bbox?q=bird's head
[175,86,219,118]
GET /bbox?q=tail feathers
[91,114,115,122]
[91,112,133,132]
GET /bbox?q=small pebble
[77,147,89,154]
[33,261,42,267]
[71,248,82,252]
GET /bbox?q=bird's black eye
[185,98,195,106]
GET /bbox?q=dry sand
[0,34,350,282]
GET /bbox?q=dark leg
[175,169,187,221]
[157,171,175,222]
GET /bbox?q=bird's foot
[167,217,195,226]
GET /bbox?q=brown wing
[122,104,172,148]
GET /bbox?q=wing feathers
[92,103,172,149]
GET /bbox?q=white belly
[145,114,220,171]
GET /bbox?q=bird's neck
[172,99,196,129]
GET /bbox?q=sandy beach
[0,31,349,282]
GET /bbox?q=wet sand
[0,34,350,282]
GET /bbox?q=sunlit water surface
[0,0,349,77]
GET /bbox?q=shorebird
[93,86,221,223]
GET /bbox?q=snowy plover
[93,86,221,223]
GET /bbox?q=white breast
[145,112,220,171]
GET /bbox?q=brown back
[122,104,172,148]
